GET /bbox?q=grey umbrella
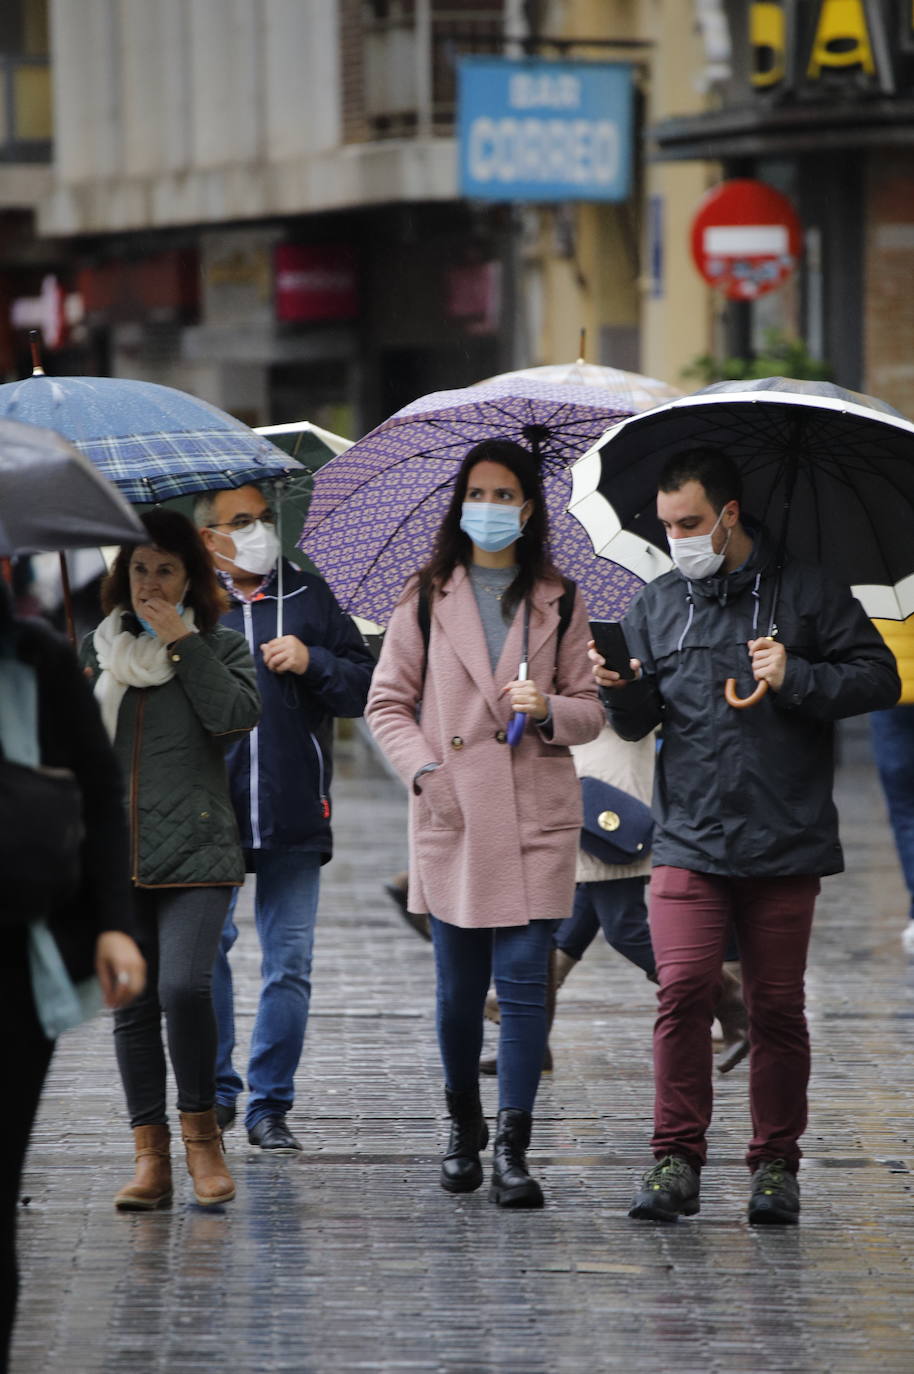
[0,415,143,555]
[0,416,144,637]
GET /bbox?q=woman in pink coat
[366,439,603,1208]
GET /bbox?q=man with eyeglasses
[196,484,374,1153]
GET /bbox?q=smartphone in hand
[589,620,635,680]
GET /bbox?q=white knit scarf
[93,605,197,741]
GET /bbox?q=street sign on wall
[457,58,633,203]
[690,179,803,300]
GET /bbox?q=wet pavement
[10,718,914,1374]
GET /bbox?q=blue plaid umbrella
[0,373,300,503]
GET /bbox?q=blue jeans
[558,879,738,968]
[430,917,557,1116]
[212,850,321,1130]
[871,705,914,921]
[565,877,656,976]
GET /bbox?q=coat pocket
[418,764,464,830]
[534,756,582,831]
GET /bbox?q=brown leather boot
[114,1124,172,1211]
[179,1109,236,1206]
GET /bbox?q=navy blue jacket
[221,560,375,862]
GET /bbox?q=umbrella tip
[578,327,586,364]
[28,330,45,376]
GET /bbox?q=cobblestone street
[10,719,914,1374]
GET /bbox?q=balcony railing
[360,7,503,140]
[0,54,51,162]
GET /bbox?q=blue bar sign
[458,58,633,203]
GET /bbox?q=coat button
[450,736,464,750]
[495,729,507,743]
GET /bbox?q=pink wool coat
[365,566,604,928]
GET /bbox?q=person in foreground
[82,510,260,1210]
[593,448,899,1226]
[366,440,603,1208]
[0,580,145,1374]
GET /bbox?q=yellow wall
[530,0,716,386]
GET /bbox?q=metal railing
[361,8,503,139]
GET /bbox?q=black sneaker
[748,1159,800,1225]
[215,1101,236,1132]
[247,1116,303,1155]
[629,1155,701,1221]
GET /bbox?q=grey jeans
[114,885,232,1125]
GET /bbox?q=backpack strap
[557,577,576,646]
[417,584,431,708]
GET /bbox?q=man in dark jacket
[593,448,900,1226]
[197,485,374,1152]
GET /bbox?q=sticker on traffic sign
[690,179,803,301]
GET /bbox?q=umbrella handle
[724,678,769,709]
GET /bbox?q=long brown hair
[101,508,228,634]
[418,440,559,621]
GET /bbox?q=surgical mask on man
[460,503,525,553]
[230,520,281,575]
[668,507,731,581]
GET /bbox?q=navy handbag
[579,775,654,866]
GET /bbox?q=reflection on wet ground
[11,719,914,1373]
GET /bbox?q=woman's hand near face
[136,596,189,644]
[501,676,548,722]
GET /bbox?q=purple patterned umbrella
[299,378,645,624]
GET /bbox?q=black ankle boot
[440,1088,489,1193]
[489,1108,544,1208]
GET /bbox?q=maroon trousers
[648,866,819,1173]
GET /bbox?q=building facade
[4,2,911,429]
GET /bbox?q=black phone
[589,620,635,679]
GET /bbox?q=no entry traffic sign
[690,179,803,300]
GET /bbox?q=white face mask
[229,520,281,575]
[668,507,731,581]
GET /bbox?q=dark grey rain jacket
[606,527,900,878]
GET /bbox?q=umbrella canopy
[300,377,645,624]
[255,419,352,466]
[569,376,914,620]
[481,360,683,412]
[0,374,300,503]
[0,416,143,556]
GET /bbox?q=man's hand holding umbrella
[748,636,787,692]
[260,635,311,675]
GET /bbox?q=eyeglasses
[206,511,276,532]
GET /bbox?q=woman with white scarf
[82,510,260,1211]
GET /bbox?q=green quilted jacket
[82,622,260,887]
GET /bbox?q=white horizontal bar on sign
[703,225,789,255]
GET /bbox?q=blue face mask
[460,503,526,553]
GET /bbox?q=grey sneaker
[748,1159,800,1225]
[629,1155,700,1221]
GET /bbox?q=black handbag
[0,743,84,922]
[579,775,654,866]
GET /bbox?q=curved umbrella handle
[724,678,769,709]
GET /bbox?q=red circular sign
[690,179,803,301]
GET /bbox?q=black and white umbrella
[569,376,914,622]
